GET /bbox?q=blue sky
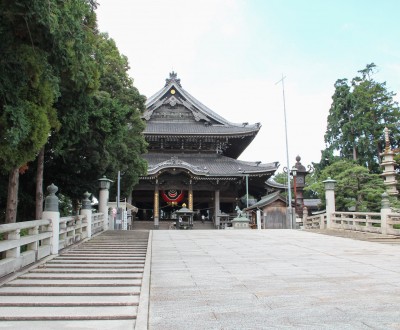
[96,0,400,171]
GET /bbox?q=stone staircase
[0,230,149,329]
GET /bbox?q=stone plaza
[147,229,400,330]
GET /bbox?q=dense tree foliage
[0,0,99,172]
[0,1,147,222]
[306,160,386,212]
[324,63,400,173]
[45,34,147,207]
[0,0,95,222]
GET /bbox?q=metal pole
[276,75,293,229]
[117,171,120,209]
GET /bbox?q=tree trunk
[6,167,20,223]
[36,147,45,219]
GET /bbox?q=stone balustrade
[303,188,400,236]
[304,211,400,236]
[0,180,112,279]
[0,213,105,279]
[386,213,400,235]
[303,213,327,229]
[331,211,381,232]
[0,219,52,278]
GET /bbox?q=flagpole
[276,75,293,229]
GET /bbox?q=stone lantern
[98,176,113,190]
[323,177,336,191]
[175,203,194,229]
[292,156,312,217]
[98,176,113,230]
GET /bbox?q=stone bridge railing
[304,211,400,236]
[303,179,400,236]
[0,184,109,279]
[0,212,105,278]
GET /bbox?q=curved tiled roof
[145,122,259,136]
[244,191,288,211]
[143,153,279,177]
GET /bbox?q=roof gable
[143,72,264,158]
[244,191,288,210]
[144,72,259,129]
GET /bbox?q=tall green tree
[0,0,99,222]
[324,63,400,173]
[44,33,147,208]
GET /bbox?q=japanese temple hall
[132,72,282,228]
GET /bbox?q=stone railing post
[42,183,60,255]
[302,206,308,228]
[381,192,391,235]
[319,214,325,229]
[80,191,92,238]
[323,177,336,229]
[98,176,113,231]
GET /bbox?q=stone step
[55,256,145,259]
[0,286,140,295]
[81,243,147,245]
[0,319,135,330]
[0,295,139,306]
[54,258,145,262]
[31,268,144,273]
[46,260,145,264]
[5,278,142,286]
[0,306,137,320]
[20,273,142,279]
[65,251,147,254]
[39,264,144,269]
[0,230,149,327]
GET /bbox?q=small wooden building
[244,191,290,229]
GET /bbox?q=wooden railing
[0,213,105,278]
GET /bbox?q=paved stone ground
[148,229,400,330]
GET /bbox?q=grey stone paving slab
[148,229,400,330]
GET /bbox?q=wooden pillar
[189,179,193,211]
[214,189,220,228]
[154,181,159,229]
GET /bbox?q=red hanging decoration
[161,190,185,204]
